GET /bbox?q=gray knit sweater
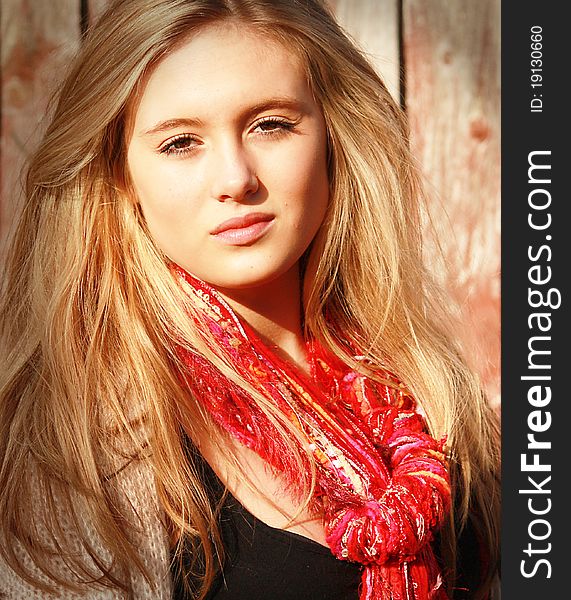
[0,457,172,599]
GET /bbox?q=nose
[210,141,259,202]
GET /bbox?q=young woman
[0,1,500,598]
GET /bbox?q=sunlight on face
[126,22,329,292]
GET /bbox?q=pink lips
[210,212,275,245]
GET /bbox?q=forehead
[131,22,312,128]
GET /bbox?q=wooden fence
[1,0,500,406]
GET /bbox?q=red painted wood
[403,0,501,406]
[1,0,81,257]
[327,0,400,101]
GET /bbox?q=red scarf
[174,266,451,599]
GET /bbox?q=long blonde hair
[0,0,500,598]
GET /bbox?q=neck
[216,265,309,373]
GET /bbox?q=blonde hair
[0,0,500,598]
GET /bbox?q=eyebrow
[140,97,307,137]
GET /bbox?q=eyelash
[253,117,296,135]
[158,117,296,157]
[159,134,199,156]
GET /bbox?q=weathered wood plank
[87,0,110,26]
[328,0,400,102]
[403,0,501,405]
[1,0,81,255]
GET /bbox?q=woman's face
[126,22,329,291]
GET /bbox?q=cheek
[129,152,192,222]
[127,159,201,257]
[130,161,176,211]
[286,143,329,232]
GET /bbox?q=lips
[210,212,274,235]
[210,212,275,245]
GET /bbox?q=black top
[171,458,362,599]
[171,456,485,600]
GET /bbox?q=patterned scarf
[174,265,451,599]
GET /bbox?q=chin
[192,261,297,292]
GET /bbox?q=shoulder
[0,456,172,599]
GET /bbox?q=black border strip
[501,2,567,597]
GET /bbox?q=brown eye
[253,118,295,135]
[160,134,199,155]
